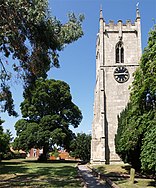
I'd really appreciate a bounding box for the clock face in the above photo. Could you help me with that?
[114,66,129,83]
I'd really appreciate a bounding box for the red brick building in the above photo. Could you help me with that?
[27,148,43,159]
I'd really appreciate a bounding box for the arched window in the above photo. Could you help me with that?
[115,42,124,63]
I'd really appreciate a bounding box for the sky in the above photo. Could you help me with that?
[1,0,156,138]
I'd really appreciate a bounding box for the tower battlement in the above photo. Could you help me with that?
[107,19,137,26]
[104,20,138,32]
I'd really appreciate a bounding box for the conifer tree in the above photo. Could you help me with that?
[115,26,156,175]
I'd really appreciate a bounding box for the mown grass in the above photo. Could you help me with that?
[0,159,82,188]
[117,178,155,188]
[92,164,156,188]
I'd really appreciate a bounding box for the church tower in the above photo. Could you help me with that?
[91,6,142,164]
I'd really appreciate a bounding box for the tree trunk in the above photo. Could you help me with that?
[38,145,49,162]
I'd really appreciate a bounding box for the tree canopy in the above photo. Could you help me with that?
[70,133,91,162]
[0,0,84,115]
[115,26,156,175]
[0,119,12,160]
[13,79,83,160]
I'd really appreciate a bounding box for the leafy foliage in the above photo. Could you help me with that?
[0,0,84,115]
[115,25,156,174]
[70,133,91,162]
[141,123,156,174]
[0,119,12,160]
[0,84,17,116]
[13,79,82,160]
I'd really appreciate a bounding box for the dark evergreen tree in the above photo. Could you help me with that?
[0,119,12,160]
[70,133,91,162]
[13,79,82,161]
[115,25,156,175]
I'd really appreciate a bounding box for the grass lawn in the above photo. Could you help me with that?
[117,178,156,188]
[92,164,156,188]
[0,159,83,188]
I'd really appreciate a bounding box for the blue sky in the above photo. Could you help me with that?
[1,0,156,137]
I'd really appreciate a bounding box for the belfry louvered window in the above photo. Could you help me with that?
[116,42,124,63]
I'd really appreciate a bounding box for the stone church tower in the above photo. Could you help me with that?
[91,7,142,164]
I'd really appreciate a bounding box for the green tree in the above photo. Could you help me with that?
[141,123,156,175]
[0,0,84,115]
[70,133,91,162]
[0,119,12,160]
[115,26,156,174]
[13,79,82,161]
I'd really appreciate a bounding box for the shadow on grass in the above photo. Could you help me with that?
[96,165,130,182]
[121,164,131,173]
[148,181,156,187]
[0,159,81,188]
[0,161,28,174]
[0,173,80,188]
[96,166,106,174]
[22,158,80,163]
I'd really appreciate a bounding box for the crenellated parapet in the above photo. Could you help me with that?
[97,5,141,39]
[104,19,139,34]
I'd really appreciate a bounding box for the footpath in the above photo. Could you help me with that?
[78,165,110,188]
